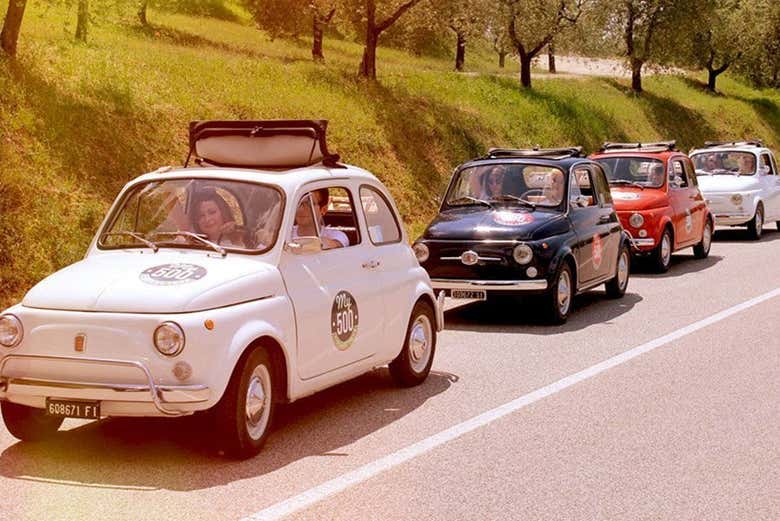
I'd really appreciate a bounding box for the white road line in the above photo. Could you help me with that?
[243,287,780,521]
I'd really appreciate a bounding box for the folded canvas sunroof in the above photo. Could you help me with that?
[188,120,341,169]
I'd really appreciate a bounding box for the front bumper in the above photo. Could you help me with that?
[0,354,210,417]
[432,278,548,292]
[712,213,752,226]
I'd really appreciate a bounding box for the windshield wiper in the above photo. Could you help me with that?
[449,196,493,208]
[150,231,226,257]
[609,179,644,189]
[101,231,159,252]
[492,194,537,209]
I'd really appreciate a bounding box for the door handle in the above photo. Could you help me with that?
[598,215,611,224]
[362,259,381,269]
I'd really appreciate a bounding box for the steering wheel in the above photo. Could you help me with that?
[519,189,544,199]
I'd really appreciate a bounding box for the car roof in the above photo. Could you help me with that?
[127,163,381,192]
[591,150,683,161]
[458,156,591,171]
[689,145,771,155]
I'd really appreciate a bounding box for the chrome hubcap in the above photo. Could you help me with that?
[756,209,763,234]
[557,270,571,315]
[661,234,671,265]
[617,251,629,289]
[245,365,271,440]
[703,223,712,251]
[409,315,432,373]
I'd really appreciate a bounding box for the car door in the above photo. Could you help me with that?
[279,184,386,380]
[682,157,708,241]
[667,158,696,247]
[590,163,622,279]
[760,153,780,221]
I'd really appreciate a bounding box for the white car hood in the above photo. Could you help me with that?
[22,251,284,313]
[697,175,761,194]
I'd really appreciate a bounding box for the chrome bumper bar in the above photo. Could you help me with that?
[435,291,445,332]
[0,354,209,417]
[432,278,548,291]
[630,238,655,248]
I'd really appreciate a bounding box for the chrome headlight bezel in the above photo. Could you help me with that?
[629,213,644,228]
[412,242,430,263]
[730,193,743,205]
[153,322,186,357]
[513,244,534,265]
[0,314,23,348]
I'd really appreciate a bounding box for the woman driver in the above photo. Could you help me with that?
[190,188,246,247]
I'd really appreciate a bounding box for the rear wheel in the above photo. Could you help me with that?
[213,348,276,459]
[693,219,713,259]
[605,244,630,298]
[389,301,436,387]
[546,262,574,324]
[1,401,63,441]
[652,228,673,273]
[747,204,764,240]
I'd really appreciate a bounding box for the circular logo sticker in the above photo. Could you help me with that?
[493,211,534,226]
[592,234,603,269]
[611,191,640,201]
[140,263,207,286]
[331,291,359,350]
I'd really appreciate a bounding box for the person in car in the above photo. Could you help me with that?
[190,188,246,247]
[735,153,756,175]
[481,165,507,199]
[647,163,665,186]
[540,170,566,205]
[292,189,349,249]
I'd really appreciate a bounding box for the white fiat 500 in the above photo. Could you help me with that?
[690,141,780,239]
[0,120,443,458]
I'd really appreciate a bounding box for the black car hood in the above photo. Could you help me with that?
[423,207,569,241]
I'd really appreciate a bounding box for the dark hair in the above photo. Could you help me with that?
[482,165,506,194]
[189,188,234,234]
[313,188,330,209]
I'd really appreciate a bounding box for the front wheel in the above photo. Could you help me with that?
[213,348,276,459]
[1,401,63,441]
[652,228,673,273]
[545,262,574,324]
[747,204,764,240]
[693,219,713,259]
[389,301,436,387]
[605,245,630,298]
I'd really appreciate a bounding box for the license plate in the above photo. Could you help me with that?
[45,398,100,419]
[450,289,487,300]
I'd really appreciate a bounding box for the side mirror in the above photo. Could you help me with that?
[285,236,322,255]
[570,195,589,208]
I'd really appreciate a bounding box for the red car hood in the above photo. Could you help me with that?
[610,188,668,211]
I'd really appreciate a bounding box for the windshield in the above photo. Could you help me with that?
[596,157,665,188]
[691,151,756,176]
[445,164,567,208]
[99,179,283,253]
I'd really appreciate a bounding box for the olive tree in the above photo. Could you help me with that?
[1,0,28,56]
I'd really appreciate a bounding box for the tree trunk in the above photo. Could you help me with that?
[498,51,506,68]
[359,30,378,80]
[312,18,325,61]
[138,0,148,27]
[1,0,28,56]
[707,68,719,92]
[455,32,465,71]
[630,59,643,93]
[520,54,532,88]
[548,42,556,73]
[75,0,89,43]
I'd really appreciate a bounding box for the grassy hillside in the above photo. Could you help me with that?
[1,2,779,308]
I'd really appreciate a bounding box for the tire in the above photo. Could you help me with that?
[693,218,713,259]
[747,204,764,240]
[652,228,673,273]
[389,301,436,387]
[545,262,574,324]
[605,244,630,298]
[1,401,63,442]
[213,348,276,459]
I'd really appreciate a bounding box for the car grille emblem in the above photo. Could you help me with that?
[74,334,86,352]
[461,250,479,266]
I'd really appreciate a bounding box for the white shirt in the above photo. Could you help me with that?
[292,225,349,248]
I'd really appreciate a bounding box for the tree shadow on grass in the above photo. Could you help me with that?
[733,95,780,145]
[0,369,457,491]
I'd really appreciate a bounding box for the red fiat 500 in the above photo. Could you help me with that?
[591,142,713,272]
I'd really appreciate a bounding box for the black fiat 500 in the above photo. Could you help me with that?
[413,148,632,323]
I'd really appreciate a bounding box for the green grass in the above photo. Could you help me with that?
[1,1,779,308]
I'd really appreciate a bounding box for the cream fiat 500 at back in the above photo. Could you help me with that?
[0,120,443,458]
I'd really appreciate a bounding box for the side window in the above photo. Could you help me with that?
[292,187,359,249]
[670,160,688,188]
[591,164,613,205]
[760,154,776,175]
[359,186,402,245]
[682,158,698,187]
[572,167,598,207]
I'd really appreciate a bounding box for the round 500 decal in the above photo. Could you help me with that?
[331,291,359,350]
[140,263,207,285]
[493,211,534,226]
[592,234,604,269]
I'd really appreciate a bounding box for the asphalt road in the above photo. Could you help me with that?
[1,226,779,521]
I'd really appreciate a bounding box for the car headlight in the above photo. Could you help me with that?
[412,242,429,263]
[730,194,743,205]
[513,244,533,265]
[629,213,644,228]
[0,314,23,348]
[154,322,185,356]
